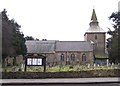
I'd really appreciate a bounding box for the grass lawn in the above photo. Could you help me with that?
[3,64,119,72]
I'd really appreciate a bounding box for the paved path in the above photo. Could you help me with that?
[1,83,120,86]
[1,77,120,84]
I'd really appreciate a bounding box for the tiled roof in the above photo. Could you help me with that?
[26,41,93,53]
[26,40,57,53]
[55,41,93,52]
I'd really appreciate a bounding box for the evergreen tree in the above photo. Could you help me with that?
[25,36,40,41]
[2,9,27,64]
[25,36,34,40]
[107,11,120,63]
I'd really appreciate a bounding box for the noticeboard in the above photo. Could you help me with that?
[27,58,43,66]
[24,54,46,72]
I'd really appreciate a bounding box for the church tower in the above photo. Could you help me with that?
[84,9,106,56]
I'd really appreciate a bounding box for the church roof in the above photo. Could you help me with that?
[56,41,93,52]
[26,41,93,53]
[85,9,105,33]
[26,40,57,53]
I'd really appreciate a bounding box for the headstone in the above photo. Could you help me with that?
[21,63,24,71]
[109,63,111,66]
[87,64,90,68]
[112,63,114,66]
[97,64,100,67]
[107,59,109,66]
[94,64,96,67]
[16,55,23,65]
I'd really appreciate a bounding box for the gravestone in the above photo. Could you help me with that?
[87,64,90,68]
[106,59,109,67]
[112,63,114,66]
[21,63,25,71]
[94,64,96,67]
[97,64,100,67]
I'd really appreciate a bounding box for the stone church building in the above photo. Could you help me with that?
[26,9,107,66]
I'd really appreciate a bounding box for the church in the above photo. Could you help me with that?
[25,9,107,66]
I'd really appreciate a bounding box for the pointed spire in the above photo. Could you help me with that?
[91,9,97,22]
[90,9,98,26]
[86,9,105,33]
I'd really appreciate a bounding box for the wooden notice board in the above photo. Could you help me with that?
[24,54,46,72]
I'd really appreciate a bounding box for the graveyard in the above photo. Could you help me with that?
[2,64,120,79]
[2,54,120,78]
[2,63,120,72]
[2,54,119,72]
[2,55,120,78]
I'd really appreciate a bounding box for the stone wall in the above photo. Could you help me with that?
[45,53,57,66]
[55,51,94,65]
[84,33,105,54]
[40,51,94,66]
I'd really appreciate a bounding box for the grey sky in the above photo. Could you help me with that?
[0,0,119,41]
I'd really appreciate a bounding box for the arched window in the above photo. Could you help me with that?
[82,53,86,61]
[71,53,75,61]
[61,53,64,61]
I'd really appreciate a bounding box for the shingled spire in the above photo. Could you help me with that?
[90,9,98,26]
[85,9,105,33]
[91,9,98,22]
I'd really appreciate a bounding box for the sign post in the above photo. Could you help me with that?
[24,54,46,72]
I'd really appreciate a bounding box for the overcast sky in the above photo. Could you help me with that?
[0,0,119,41]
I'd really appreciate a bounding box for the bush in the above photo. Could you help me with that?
[2,69,120,79]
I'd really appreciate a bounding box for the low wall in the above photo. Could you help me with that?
[2,69,120,79]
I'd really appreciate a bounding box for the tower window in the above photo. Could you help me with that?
[60,53,64,61]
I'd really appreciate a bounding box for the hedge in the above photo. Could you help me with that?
[2,69,120,79]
